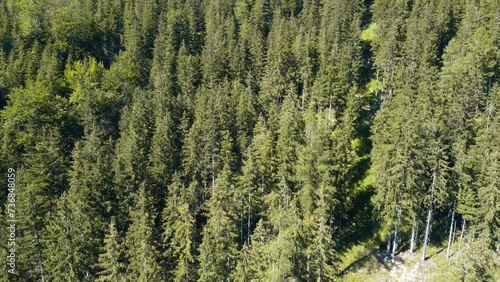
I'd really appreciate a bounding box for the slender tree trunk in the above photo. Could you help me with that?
[247,189,251,245]
[391,226,398,262]
[422,172,436,261]
[387,234,392,256]
[446,205,455,259]
[392,205,402,262]
[458,219,466,252]
[452,216,457,247]
[240,205,244,246]
[328,93,332,128]
[422,206,432,261]
[211,153,215,188]
[391,188,404,261]
[410,202,420,254]
[410,222,417,254]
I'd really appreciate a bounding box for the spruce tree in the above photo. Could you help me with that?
[232,219,272,281]
[124,182,161,281]
[258,93,304,280]
[43,194,81,281]
[14,129,68,281]
[198,165,239,281]
[96,217,125,282]
[112,88,153,227]
[307,184,338,281]
[43,128,114,280]
[235,115,277,246]
[163,173,197,282]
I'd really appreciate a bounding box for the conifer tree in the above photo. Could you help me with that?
[112,88,153,227]
[146,13,181,199]
[198,165,239,281]
[163,173,197,282]
[258,93,304,280]
[14,129,68,281]
[0,0,10,52]
[455,85,499,279]
[176,42,202,117]
[313,0,362,115]
[307,184,338,281]
[148,110,177,200]
[236,115,276,245]
[96,217,125,282]
[149,10,177,114]
[201,0,238,83]
[234,0,267,88]
[371,87,424,259]
[296,107,324,223]
[43,128,114,280]
[232,219,271,281]
[95,0,124,64]
[36,44,63,93]
[124,182,161,281]
[3,46,27,90]
[370,0,409,94]
[233,81,257,154]
[182,83,235,206]
[43,194,81,281]
[259,14,298,110]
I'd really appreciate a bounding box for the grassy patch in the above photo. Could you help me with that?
[361,23,377,43]
[337,241,496,281]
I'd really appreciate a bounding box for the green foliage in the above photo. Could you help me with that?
[1,81,70,166]
[96,218,125,282]
[163,173,197,282]
[198,165,238,281]
[14,130,68,280]
[0,0,497,280]
[124,182,161,281]
[112,88,153,225]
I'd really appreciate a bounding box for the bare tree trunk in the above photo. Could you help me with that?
[458,219,466,252]
[410,222,418,253]
[247,189,251,245]
[240,194,245,246]
[211,153,215,188]
[422,206,432,261]
[422,172,436,261]
[410,224,416,254]
[410,202,420,253]
[392,206,402,262]
[452,216,457,247]
[446,205,455,259]
[328,92,332,128]
[387,234,392,256]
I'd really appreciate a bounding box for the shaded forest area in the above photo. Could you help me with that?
[0,0,498,281]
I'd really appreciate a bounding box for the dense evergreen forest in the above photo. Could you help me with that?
[0,0,498,281]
